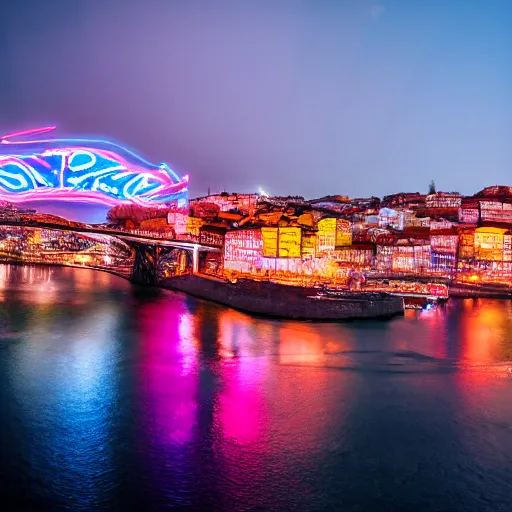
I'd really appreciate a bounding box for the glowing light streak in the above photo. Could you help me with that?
[122,174,155,198]
[29,156,52,170]
[0,126,57,142]
[2,127,179,177]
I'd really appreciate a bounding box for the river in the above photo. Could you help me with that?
[0,264,511,511]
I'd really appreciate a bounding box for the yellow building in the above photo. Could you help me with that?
[186,216,205,237]
[316,218,336,253]
[301,233,316,258]
[261,227,278,257]
[474,227,507,261]
[336,219,352,247]
[29,229,42,245]
[278,227,301,258]
[261,227,302,258]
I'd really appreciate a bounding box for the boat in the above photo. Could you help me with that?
[161,274,404,321]
[404,300,437,311]
[404,303,423,310]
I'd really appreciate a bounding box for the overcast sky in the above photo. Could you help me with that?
[1,0,511,199]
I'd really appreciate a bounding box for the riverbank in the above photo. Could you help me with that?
[0,259,405,321]
[0,259,404,321]
[2,258,510,321]
[449,282,512,299]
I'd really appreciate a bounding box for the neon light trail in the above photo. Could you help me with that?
[0,127,188,208]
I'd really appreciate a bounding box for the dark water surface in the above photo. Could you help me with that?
[0,265,511,511]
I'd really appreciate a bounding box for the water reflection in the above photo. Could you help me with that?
[1,276,126,509]
[459,299,512,364]
[216,310,271,447]
[0,264,130,307]
[137,297,200,448]
[135,295,200,508]
[0,265,511,511]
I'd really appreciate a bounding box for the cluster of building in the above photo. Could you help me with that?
[1,185,511,293]
[173,186,512,288]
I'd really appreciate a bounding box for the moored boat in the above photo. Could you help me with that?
[162,274,404,321]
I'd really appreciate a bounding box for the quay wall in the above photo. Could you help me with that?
[449,283,512,299]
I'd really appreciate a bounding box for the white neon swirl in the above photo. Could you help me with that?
[0,169,29,190]
[0,160,39,189]
[91,167,126,191]
[0,132,188,205]
[20,159,52,187]
[122,174,155,198]
[111,170,138,181]
[131,175,156,196]
[41,149,72,158]
[67,167,119,186]
[1,129,186,188]
[68,150,97,172]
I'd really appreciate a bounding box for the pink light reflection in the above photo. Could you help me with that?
[137,299,199,446]
[216,309,269,446]
[178,313,198,376]
[389,306,449,359]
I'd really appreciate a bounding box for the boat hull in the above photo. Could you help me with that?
[162,275,404,321]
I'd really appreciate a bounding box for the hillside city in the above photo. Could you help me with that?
[0,183,511,299]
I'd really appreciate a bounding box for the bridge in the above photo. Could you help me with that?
[0,219,221,285]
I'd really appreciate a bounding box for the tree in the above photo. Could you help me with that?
[428,180,436,195]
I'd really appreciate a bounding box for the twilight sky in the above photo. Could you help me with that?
[1,0,511,200]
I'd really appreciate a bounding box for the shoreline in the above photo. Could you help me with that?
[0,259,404,321]
[0,260,510,321]
[448,282,512,299]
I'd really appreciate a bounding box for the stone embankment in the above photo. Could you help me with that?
[449,282,512,299]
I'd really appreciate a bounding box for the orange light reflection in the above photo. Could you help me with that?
[460,300,512,365]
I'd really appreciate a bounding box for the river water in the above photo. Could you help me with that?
[0,264,511,512]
